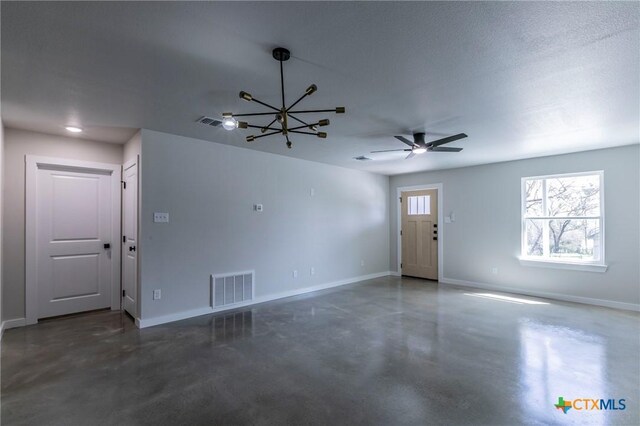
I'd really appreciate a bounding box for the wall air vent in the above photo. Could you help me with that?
[354,156,372,161]
[197,116,222,127]
[211,271,254,308]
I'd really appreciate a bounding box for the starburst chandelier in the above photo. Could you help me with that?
[222,47,345,149]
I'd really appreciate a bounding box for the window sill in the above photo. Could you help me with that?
[519,258,608,273]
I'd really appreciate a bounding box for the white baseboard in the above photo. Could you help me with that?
[137,271,393,328]
[1,318,27,339]
[440,277,640,312]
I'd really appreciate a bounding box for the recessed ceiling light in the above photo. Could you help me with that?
[65,126,83,133]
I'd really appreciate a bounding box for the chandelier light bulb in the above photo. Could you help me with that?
[222,116,238,130]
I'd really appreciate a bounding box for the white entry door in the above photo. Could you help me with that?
[401,189,438,280]
[122,160,138,317]
[34,163,116,319]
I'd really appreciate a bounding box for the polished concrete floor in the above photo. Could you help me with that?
[2,276,639,425]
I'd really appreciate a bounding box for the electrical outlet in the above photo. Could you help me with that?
[153,289,162,300]
[360,260,365,267]
[310,267,315,276]
[292,270,298,278]
[254,204,263,212]
[491,267,498,275]
[153,212,169,223]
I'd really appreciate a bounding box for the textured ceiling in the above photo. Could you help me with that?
[2,1,638,175]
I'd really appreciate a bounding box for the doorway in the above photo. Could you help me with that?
[400,187,440,280]
[25,156,121,324]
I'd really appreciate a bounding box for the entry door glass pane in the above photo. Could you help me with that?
[408,195,431,215]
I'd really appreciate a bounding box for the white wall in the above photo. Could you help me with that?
[389,145,640,309]
[1,128,123,321]
[124,130,141,163]
[138,130,390,321]
[0,122,4,331]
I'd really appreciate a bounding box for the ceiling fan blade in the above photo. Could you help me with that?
[429,133,468,147]
[371,148,412,153]
[429,147,463,152]
[405,151,416,159]
[394,136,416,147]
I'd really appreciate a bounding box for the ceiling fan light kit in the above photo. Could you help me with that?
[221,47,345,149]
[371,132,468,160]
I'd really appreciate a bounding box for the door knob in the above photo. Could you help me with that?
[129,246,136,252]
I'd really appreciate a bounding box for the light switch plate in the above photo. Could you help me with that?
[154,212,169,223]
[153,289,162,300]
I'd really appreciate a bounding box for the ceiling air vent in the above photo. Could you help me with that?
[354,156,372,161]
[197,116,222,127]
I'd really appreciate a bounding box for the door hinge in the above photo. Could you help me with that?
[399,197,402,202]
[122,289,125,297]
[123,235,126,243]
[401,263,403,268]
[400,230,402,236]
[122,181,126,189]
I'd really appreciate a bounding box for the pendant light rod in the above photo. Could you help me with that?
[280,60,286,110]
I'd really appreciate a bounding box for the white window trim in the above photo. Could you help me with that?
[520,170,607,272]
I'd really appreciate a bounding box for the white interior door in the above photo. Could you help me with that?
[36,166,114,318]
[122,160,138,317]
[401,189,438,280]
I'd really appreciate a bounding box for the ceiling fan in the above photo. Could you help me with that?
[371,132,468,159]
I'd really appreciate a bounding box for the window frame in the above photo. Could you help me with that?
[519,170,607,272]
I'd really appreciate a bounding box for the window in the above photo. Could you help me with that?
[407,195,430,215]
[521,171,604,268]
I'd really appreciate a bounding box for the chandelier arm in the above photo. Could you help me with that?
[244,124,281,132]
[289,130,318,136]
[288,109,340,114]
[249,98,281,112]
[288,122,320,132]
[228,112,277,117]
[263,118,278,130]
[252,130,283,140]
[287,114,313,128]
[286,92,310,112]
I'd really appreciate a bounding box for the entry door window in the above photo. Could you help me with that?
[408,195,431,215]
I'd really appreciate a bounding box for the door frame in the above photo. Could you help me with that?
[396,183,444,282]
[25,155,122,325]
